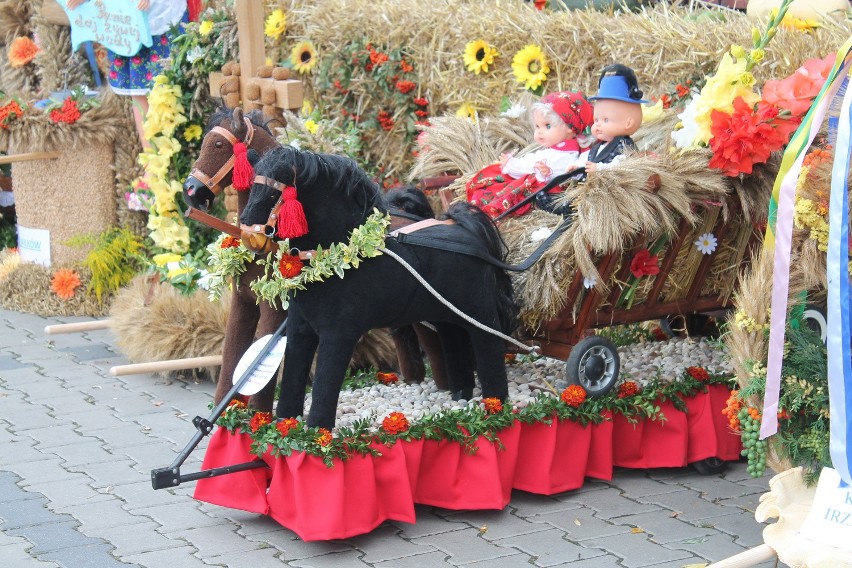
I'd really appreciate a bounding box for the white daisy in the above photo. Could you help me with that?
[501,102,527,119]
[583,276,597,289]
[530,227,553,242]
[694,232,718,255]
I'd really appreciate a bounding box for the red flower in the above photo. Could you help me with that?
[226,398,246,410]
[762,53,834,117]
[368,49,388,67]
[113,58,124,68]
[617,381,640,398]
[413,97,429,107]
[483,397,503,414]
[276,417,299,437]
[382,412,410,434]
[221,235,241,249]
[629,248,659,278]
[650,327,668,341]
[377,371,399,385]
[534,0,546,9]
[109,70,118,80]
[395,80,416,94]
[160,36,168,45]
[278,254,303,278]
[399,59,414,73]
[150,54,159,63]
[560,385,587,407]
[686,366,710,382]
[377,111,394,131]
[414,109,429,118]
[315,428,333,446]
[50,98,81,125]
[708,97,800,176]
[0,100,24,128]
[249,411,272,432]
[131,56,142,65]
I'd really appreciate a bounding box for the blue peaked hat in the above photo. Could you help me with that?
[589,75,649,104]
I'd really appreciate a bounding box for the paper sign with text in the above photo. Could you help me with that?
[232,335,287,396]
[799,467,852,552]
[17,225,51,266]
[62,0,151,57]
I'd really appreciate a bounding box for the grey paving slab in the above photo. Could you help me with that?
[665,531,751,563]
[121,545,213,568]
[612,509,717,544]
[465,552,538,567]
[204,546,285,568]
[557,486,664,520]
[0,542,62,567]
[94,520,184,557]
[347,524,435,563]
[580,531,693,568]
[58,344,119,361]
[276,536,356,562]
[389,506,470,539]
[373,550,450,568]
[444,508,551,540]
[411,527,518,565]
[0,356,33,370]
[608,469,689,498]
[547,556,624,568]
[290,549,369,568]
[52,498,147,532]
[27,477,114,508]
[528,507,633,541]
[634,488,741,522]
[705,510,771,548]
[136,500,223,533]
[493,527,608,566]
[508,491,584,519]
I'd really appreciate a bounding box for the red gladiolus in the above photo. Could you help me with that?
[762,53,835,117]
[382,412,410,434]
[560,385,587,407]
[629,248,660,278]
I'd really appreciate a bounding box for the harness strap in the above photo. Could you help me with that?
[188,117,256,194]
[389,218,455,236]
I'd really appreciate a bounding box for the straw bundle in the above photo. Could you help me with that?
[0,0,38,96]
[0,263,109,317]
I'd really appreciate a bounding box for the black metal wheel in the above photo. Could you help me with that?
[692,457,728,475]
[565,336,620,397]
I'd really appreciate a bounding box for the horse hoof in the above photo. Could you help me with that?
[451,389,473,401]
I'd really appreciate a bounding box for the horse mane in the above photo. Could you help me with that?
[384,185,435,219]
[204,106,273,140]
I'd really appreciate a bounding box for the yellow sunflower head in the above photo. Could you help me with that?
[463,40,498,74]
[455,102,477,121]
[290,41,317,74]
[511,44,550,92]
[265,9,287,39]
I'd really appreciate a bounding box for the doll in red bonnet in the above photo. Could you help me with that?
[466,91,593,218]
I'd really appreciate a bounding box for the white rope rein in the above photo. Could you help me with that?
[379,246,537,353]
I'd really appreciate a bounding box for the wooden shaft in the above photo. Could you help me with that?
[44,320,111,334]
[706,544,775,567]
[235,0,266,103]
[110,355,223,377]
[185,207,241,237]
[0,152,61,165]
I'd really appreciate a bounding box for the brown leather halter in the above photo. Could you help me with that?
[188,116,256,195]
[239,175,297,254]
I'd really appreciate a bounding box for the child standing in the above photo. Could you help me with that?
[466,91,593,218]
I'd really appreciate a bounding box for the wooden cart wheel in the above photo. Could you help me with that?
[565,336,620,397]
[692,457,729,475]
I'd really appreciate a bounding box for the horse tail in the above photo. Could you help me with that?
[443,202,518,333]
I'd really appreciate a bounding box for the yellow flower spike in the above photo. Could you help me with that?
[301,100,314,117]
[739,72,755,87]
[730,44,746,59]
[304,119,319,134]
[750,48,765,63]
[751,27,761,45]
[152,252,182,267]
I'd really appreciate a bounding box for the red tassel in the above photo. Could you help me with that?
[276,186,309,238]
[232,142,254,191]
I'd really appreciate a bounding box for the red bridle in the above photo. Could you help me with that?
[239,174,308,253]
[187,116,255,195]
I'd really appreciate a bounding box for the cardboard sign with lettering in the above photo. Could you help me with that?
[799,467,852,552]
[17,226,51,267]
[62,0,151,57]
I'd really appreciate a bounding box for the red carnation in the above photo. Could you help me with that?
[629,249,660,278]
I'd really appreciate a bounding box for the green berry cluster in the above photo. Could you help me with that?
[738,408,767,477]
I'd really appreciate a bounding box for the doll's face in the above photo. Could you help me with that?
[591,99,643,143]
[533,110,574,148]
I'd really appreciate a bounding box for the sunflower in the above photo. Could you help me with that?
[511,44,550,92]
[463,39,498,74]
[455,102,477,121]
[290,41,317,74]
[51,268,81,300]
[264,8,286,39]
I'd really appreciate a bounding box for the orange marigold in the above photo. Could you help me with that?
[560,385,587,407]
[617,381,640,399]
[686,366,710,382]
[278,254,303,278]
[221,236,241,249]
[249,411,273,432]
[377,371,399,385]
[8,36,39,68]
[276,417,299,437]
[315,427,333,446]
[382,412,410,434]
[50,268,81,300]
[226,398,247,410]
[483,397,503,414]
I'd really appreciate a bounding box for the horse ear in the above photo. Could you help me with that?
[231,107,244,131]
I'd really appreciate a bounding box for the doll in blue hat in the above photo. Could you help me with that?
[581,64,648,173]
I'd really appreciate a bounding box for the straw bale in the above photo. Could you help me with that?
[0,262,109,317]
[0,0,37,95]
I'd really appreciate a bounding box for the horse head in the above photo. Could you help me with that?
[239,146,384,254]
[182,106,278,211]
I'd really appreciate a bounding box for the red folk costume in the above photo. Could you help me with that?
[466,91,593,218]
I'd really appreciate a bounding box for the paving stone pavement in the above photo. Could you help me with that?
[0,308,787,568]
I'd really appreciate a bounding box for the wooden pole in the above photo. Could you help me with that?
[234,0,266,105]
[44,320,111,334]
[0,152,61,165]
[706,544,776,567]
[110,355,223,376]
[185,207,241,237]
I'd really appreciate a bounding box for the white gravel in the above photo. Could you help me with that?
[302,336,733,432]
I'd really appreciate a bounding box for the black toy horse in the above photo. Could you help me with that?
[240,146,517,429]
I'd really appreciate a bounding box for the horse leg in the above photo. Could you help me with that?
[413,323,449,390]
[468,331,509,401]
[306,333,360,429]
[276,309,318,420]
[214,286,261,406]
[434,323,475,400]
[247,305,287,413]
[390,325,425,384]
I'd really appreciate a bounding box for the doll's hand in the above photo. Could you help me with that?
[499,151,514,167]
[585,161,597,173]
[66,0,86,9]
[534,161,551,178]
[137,0,151,11]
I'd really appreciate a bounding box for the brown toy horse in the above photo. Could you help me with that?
[183,107,445,412]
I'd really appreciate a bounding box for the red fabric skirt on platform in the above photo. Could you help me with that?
[194,385,740,541]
